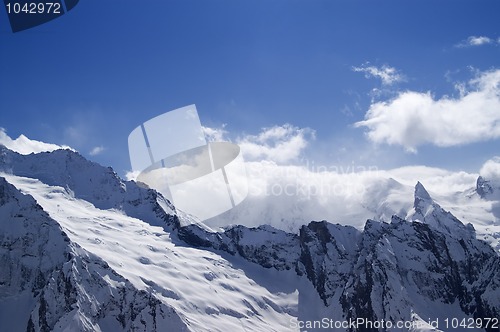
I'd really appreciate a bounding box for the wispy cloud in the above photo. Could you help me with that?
[455,35,496,48]
[354,69,500,152]
[202,125,228,142]
[352,63,405,86]
[89,145,105,156]
[236,124,315,163]
[0,128,73,155]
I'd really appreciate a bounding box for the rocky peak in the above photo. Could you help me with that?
[413,181,433,215]
[477,175,500,201]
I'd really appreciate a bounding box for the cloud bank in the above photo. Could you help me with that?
[122,123,497,233]
[0,128,73,155]
[354,69,500,152]
[207,156,489,232]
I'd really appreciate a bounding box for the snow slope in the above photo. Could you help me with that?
[0,176,187,332]
[3,174,306,332]
[1,145,500,331]
[2,145,499,252]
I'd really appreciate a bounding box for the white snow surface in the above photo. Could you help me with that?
[1,144,499,252]
[3,174,318,332]
[0,128,73,155]
[1,144,499,331]
[207,162,500,252]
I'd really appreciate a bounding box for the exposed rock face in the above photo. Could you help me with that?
[178,223,300,270]
[179,183,500,331]
[0,177,186,332]
[477,175,500,201]
[1,146,500,331]
[296,221,360,306]
[339,216,499,331]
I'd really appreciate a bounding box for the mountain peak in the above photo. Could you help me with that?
[407,180,474,239]
[413,181,433,215]
[1,144,500,330]
[414,181,432,201]
[476,175,500,200]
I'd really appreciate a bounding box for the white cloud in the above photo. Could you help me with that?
[89,145,105,156]
[467,36,493,46]
[124,124,315,183]
[353,63,405,86]
[125,170,141,181]
[0,128,73,155]
[121,120,497,233]
[387,165,478,194]
[480,157,500,181]
[207,157,486,232]
[354,69,500,152]
[202,125,228,142]
[236,124,315,163]
[456,36,494,47]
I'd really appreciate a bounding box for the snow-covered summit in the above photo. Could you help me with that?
[477,175,500,200]
[0,128,73,155]
[0,145,180,230]
[408,181,474,238]
[414,180,432,202]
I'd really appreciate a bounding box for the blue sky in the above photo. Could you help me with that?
[1,0,499,177]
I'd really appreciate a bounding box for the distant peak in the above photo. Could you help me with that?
[476,176,494,198]
[415,181,432,201]
[413,181,433,215]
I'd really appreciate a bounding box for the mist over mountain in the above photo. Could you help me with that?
[1,139,500,331]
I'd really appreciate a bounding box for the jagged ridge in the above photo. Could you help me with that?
[0,177,187,331]
[1,145,500,331]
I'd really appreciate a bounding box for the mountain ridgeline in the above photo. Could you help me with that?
[0,146,499,331]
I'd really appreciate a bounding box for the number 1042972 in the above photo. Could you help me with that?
[5,2,62,14]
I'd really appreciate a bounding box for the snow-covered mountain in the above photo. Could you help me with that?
[205,162,500,244]
[205,162,500,254]
[1,145,500,331]
[477,175,500,201]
